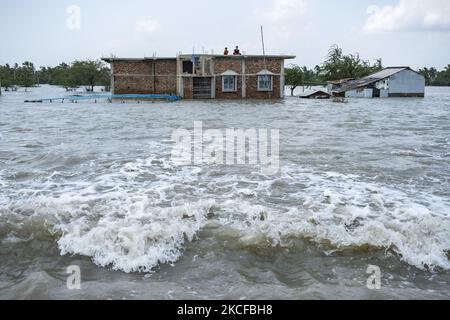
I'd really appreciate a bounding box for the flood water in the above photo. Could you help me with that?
[0,85,449,300]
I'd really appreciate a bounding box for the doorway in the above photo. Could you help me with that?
[193,77,212,99]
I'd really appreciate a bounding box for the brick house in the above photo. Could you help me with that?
[102,54,295,99]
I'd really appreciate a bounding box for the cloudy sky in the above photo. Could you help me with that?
[1,0,450,69]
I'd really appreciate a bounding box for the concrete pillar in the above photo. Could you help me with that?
[280,60,285,98]
[211,76,216,99]
[242,58,246,98]
[110,63,115,95]
[176,56,182,97]
[179,77,184,98]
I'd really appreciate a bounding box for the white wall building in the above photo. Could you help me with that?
[329,67,425,98]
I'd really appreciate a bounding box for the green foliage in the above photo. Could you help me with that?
[1,48,449,94]
[285,65,319,96]
[418,67,438,86]
[0,64,14,88]
[16,61,36,91]
[0,60,110,92]
[418,66,450,86]
[317,45,383,81]
[71,60,110,91]
[433,65,450,86]
[0,62,36,91]
[52,63,78,90]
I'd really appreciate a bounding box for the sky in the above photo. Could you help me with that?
[1,0,450,70]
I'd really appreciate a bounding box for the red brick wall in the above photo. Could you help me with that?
[154,60,177,95]
[212,57,282,99]
[215,76,243,99]
[111,57,284,99]
[114,61,153,75]
[246,75,281,99]
[183,77,193,99]
[113,60,177,95]
[214,58,242,74]
[114,75,154,94]
[213,58,243,99]
[245,58,282,74]
[245,58,281,99]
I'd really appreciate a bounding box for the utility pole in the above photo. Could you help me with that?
[260,26,271,98]
[261,26,266,58]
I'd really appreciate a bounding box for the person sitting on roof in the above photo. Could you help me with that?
[233,46,241,55]
[224,47,229,56]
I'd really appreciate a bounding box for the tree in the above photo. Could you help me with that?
[285,65,320,96]
[52,63,78,91]
[434,65,450,86]
[318,45,383,81]
[71,60,110,92]
[418,67,438,86]
[285,65,304,96]
[17,61,36,91]
[0,64,16,90]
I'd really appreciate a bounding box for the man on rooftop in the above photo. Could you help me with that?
[233,46,241,55]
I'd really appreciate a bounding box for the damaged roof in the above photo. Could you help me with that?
[333,67,414,93]
[299,90,331,99]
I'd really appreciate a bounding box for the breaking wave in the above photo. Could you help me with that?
[1,157,449,273]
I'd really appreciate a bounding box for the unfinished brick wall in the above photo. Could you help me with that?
[214,58,242,74]
[245,58,281,99]
[114,75,154,94]
[109,56,286,99]
[154,60,177,95]
[214,58,243,99]
[182,77,193,99]
[215,76,243,99]
[245,58,282,74]
[113,60,177,95]
[246,75,281,99]
[114,61,152,74]
[211,57,283,99]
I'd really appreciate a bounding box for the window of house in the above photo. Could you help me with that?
[222,75,236,92]
[258,75,273,91]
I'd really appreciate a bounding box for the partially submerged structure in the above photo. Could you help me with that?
[328,67,425,98]
[102,54,295,100]
[299,90,331,99]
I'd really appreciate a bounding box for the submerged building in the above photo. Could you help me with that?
[102,54,295,100]
[328,67,425,98]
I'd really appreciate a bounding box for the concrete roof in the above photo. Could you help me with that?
[102,57,176,62]
[209,54,296,59]
[257,69,275,75]
[221,70,239,76]
[103,54,296,63]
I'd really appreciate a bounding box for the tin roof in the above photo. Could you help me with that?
[362,67,409,81]
[299,90,331,98]
[334,67,414,93]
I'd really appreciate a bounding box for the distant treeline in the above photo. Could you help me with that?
[417,67,450,86]
[0,60,110,92]
[285,45,450,96]
[2,47,449,95]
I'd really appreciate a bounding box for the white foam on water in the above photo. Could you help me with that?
[1,155,449,273]
[215,165,450,271]
[34,158,214,273]
[57,199,214,273]
[0,171,8,207]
